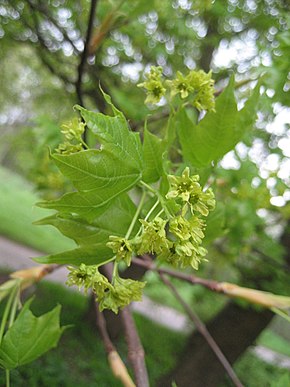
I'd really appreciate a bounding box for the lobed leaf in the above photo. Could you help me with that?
[39,102,143,222]
[36,194,138,246]
[142,128,166,183]
[0,299,65,370]
[177,77,260,167]
[34,244,113,265]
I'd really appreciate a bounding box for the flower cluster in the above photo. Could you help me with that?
[166,167,215,216]
[56,118,86,155]
[68,169,215,313]
[106,168,215,271]
[137,66,166,104]
[67,264,145,314]
[138,67,215,112]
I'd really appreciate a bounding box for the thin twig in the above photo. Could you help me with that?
[95,305,136,387]
[120,307,149,387]
[76,0,98,107]
[132,256,221,292]
[27,0,81,54]
[159,273,244,387]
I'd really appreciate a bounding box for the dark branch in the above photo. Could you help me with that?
[76,0,99,107]
[22,3,73,85]
[159,273,244,387]
[27,0,81,54]
[132,256,221,293]
[95,303,116,354]
[120,307,149,387]
[95,304,135,387]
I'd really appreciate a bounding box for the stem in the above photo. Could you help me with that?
[159,273,244,387]
[96,255,117,269]
[144,199,160,222]
[120,307,149,387]
[8,287,20,328]
[6,369,10,387]
[80,137,89,149]
[112,259,118,281]
[139,180,156,194]
[0,285,18,346]
[125,191,146,239]
[140,180,172,219]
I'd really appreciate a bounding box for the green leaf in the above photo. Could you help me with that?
[76,106,143,172]
[142,129,166,183]
[234,81,261,139]
[204,203,226,245]
[39,104,143,221]
[271,374,290,387]
[177,77,260,167]
[34,244,113,265]
[0,280,19,303]
[35,194,139,265]
[36,194,138,246]
[178,76,238,167]
[0,299,65,370]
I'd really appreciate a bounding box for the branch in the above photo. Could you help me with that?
[22,4,73,85]
[95,305,135,387]
[132,257,220,292]
[132,257,290,309]
[120,307,149,387]
[159,273,244,387]
[76,0,99,107]
[27,0,81,54]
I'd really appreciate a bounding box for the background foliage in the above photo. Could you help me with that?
[0,0,290,386]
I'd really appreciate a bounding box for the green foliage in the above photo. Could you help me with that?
[0,299,65,370]
[142,128,166,183]
[177,77,260,167]
[38,104,143,221]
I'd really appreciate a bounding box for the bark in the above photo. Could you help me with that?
[158,302,273,387]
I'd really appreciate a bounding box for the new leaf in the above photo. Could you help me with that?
[178,76,260,167]
[142,128,166,183]
[39,103,143,221]
[0,299,65,370]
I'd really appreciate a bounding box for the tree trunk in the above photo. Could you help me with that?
[158,302,273,387]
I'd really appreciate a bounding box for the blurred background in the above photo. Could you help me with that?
[0,0,290,386]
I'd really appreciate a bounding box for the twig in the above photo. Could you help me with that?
[132,256,221,292]
[120,307,149,387]
[95,305,136,387]
[27,0,81,54]
[159,273,244,387]
[76,0,99,107]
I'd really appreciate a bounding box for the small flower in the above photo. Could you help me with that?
[189,187,216,217]
[137,217,169,255]
[163,241,208,270]
[138,66,166,104]
[107,236,133,266]
[99,275,146,314]
[166,168,215,216]
[166,71,194,99]
[55,118,86,155]
[55,142,83,155]
[166,167,200,203]
[61,118,85,141]
[188,70,215,112]
[169,216,193,240]
[66,264,109,294]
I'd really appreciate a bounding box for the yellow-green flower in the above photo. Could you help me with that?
[107,236,133,266]
[138,66,166,104]
[137,217,169,255]
[166,71,194,99]
[166,167,215,216]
